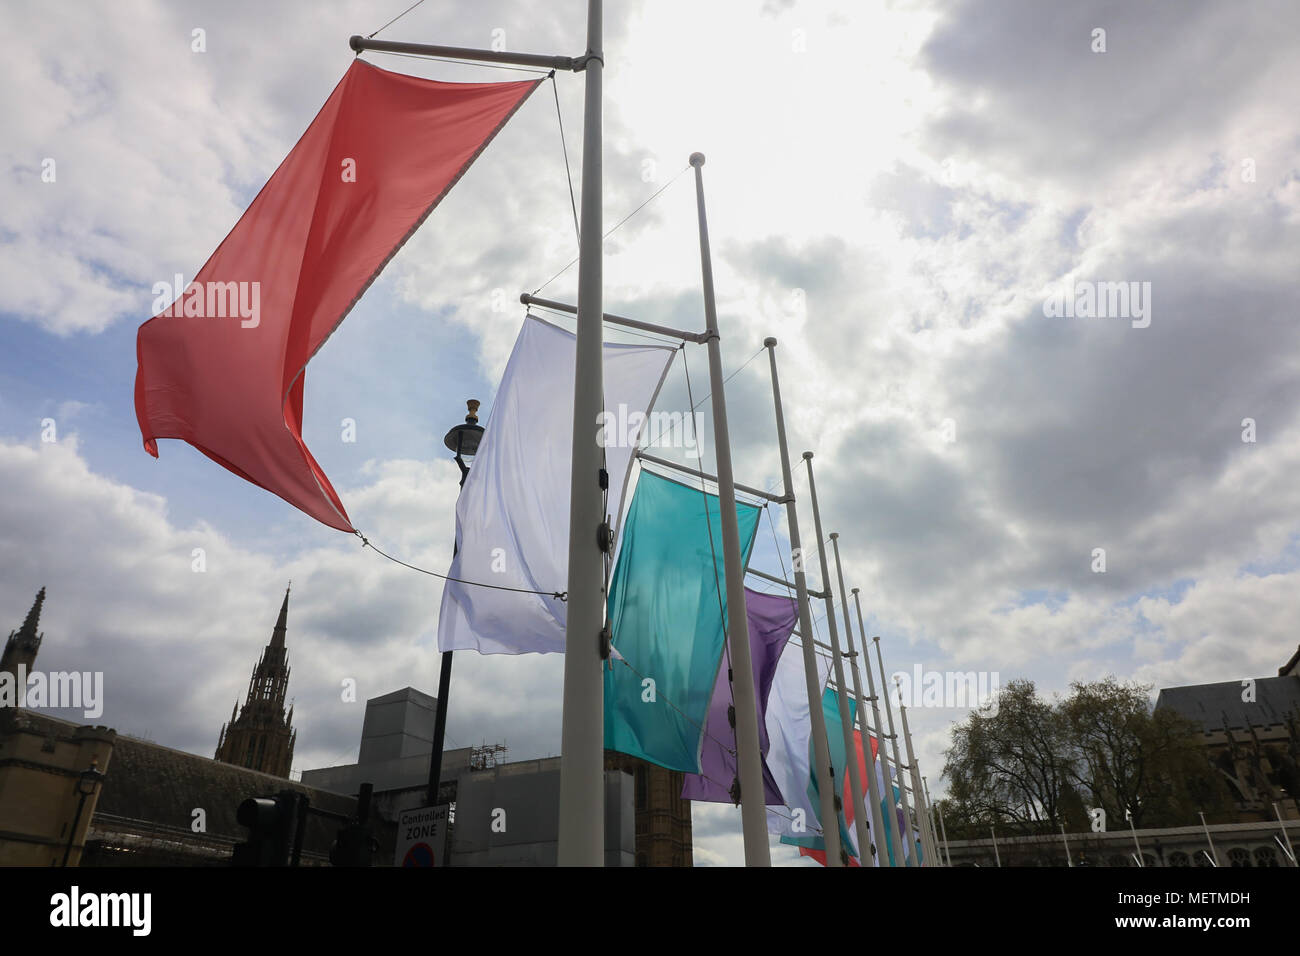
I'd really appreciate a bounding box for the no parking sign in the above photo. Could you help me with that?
[396,805,449,867]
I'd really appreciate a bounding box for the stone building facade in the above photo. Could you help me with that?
[1155,646,1300,824]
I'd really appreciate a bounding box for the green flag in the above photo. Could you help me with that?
[603,471,761,771]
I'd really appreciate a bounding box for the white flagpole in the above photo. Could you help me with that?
[936,792,953,866]
[874,636,919,867]
[688,155,769,866]
[1198,810,1219,867]
[802,455,873,864]
[923,775,944,867]
[557,0,606,866]
[763,340,842,866]
[1126,807,1144,865]
[1061,823,1073,866]
[852,589,901,866]
[829,534,887,865]
[1274,803,1298,866]
[898,696,932,866]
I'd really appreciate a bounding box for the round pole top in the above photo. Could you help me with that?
[851,586,859,594]
[689,152,706,168]
[830,532,839,540]
[764,336,777,348]
[802,451,813,460]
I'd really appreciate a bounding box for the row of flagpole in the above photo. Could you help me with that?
[349,0,943,865]
[637,333,943,866]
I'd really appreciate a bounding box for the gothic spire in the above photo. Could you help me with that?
[15,586,45,643]
[270,583,290,649]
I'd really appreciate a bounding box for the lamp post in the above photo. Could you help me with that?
[427,400,485,809]
[63,759,104,866]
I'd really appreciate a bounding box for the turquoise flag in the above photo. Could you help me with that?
[603,470,761,772]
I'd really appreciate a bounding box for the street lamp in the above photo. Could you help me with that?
[443,399,484,489]
[63,758,105,866]
[427,400,485,809]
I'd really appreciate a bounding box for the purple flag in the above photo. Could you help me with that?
[681,587,798,804]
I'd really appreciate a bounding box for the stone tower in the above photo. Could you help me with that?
[1,587,45,682]
[215,586,297,777]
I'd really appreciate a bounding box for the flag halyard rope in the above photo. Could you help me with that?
[355,530,567,601]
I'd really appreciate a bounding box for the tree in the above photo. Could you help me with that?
[1061,677,1231,827]
[942,677,1232,837]
[943,679,1083,834]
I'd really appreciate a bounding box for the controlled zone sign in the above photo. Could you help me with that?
[396,804,450,867]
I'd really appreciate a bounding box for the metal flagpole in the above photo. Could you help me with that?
[923,775,944,867]
[1198,810,1219,867]
[918,774,939,869]
[557,0,606,866]
[801,455,872,864]
[350,7,608,868]
[990,825,1002,867]
[763,339,842,866]
[874,636,918,867]
[936,794,953,866]
[852,589,900,866]
[1273,803,1297,866]
[1060,823,1073,866]
[898,698,933,866]
[829,534,886,865]
[1126,808,1144,866]
[688,154,769,866]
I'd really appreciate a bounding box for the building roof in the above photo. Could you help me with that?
[10,710,354,854]
[1155,676,1300,733]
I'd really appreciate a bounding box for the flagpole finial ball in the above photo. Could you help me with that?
[764,336,777,348]
[349,35,364,52]
[802,451,813,461]
[851,587,859,594]
[830,532,839,540]
[689,152,706,168]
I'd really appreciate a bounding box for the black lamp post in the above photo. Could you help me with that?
[426,400,484,808]
[63,758,105,866]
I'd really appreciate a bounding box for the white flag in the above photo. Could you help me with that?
[765,640,833,836]
[437,316,674,655]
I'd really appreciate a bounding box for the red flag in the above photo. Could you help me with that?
[134,60,540,530]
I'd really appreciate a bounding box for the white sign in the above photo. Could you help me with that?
[395,805,450,867]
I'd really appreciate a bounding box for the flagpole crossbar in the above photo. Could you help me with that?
[790,631,837,653]
[521,294,711,344]
[747,566,826,599]
[636,451,790,505]
[350,35,578,71]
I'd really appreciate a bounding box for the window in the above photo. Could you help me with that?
[1168,851,1190,867]
[1253,845,1279,867]
[1228,847,1252,867]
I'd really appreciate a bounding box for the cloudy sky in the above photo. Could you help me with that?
[2,0,1297,866]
